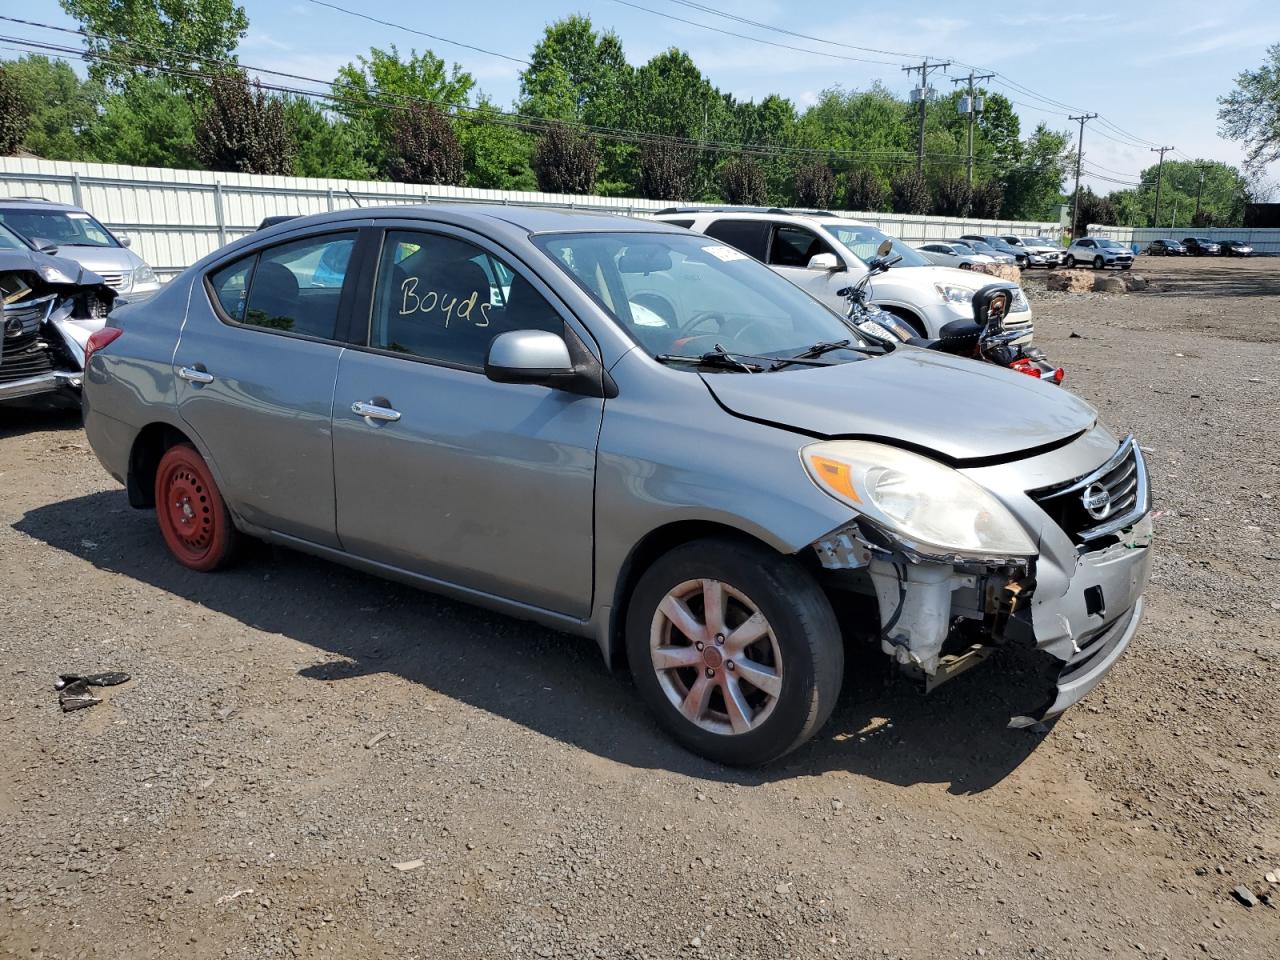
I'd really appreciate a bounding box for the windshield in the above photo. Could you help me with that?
[818,223,931,268]
[0,208,119,248]
[532,231,871,366]
[0,223,29,251]
[1097,239,1127,249]
[959,239,996,255]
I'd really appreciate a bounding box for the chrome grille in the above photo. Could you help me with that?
[1029,436,1150,545]
[97,272,126,289]
[1,294,57,383]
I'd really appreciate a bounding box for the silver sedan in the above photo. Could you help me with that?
[81,205,1153,765]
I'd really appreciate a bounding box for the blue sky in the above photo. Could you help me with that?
[21,0,1280,190]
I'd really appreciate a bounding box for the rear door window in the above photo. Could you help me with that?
[703,219,770,261]
[240,233,355,338]
[208,256,255,323]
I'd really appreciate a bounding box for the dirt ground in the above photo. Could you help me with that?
[2,255,1277,960]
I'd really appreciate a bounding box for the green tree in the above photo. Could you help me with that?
[970,178,1004,219]
[283,97,375,180]
[458,98,536,190]
[1073,187,1117,230]
[195,72,293,175]
[0,55,102,160]
[1001,123,1071,220]
[0,65,32,156]
[332,46,474,175]
[795,85,913,181]
[520,16,629,123]
[60,0,248,91]
[83,75,197,167]
[1218,43,1280,170]
[936,89,1021,172]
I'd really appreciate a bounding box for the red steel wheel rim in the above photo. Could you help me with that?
[158,455,217,564]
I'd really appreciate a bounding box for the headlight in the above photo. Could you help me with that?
[802,440,1037,559]
[39,264,75,284]
[132,263,158,285]
[935,283,974,304]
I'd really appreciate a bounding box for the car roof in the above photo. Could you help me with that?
[207,203,688,267]
[653,209,869,227]
[0,197,84,212]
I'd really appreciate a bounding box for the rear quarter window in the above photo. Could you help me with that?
[207,256,255,323]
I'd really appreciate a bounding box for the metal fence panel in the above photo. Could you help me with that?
[4,157,1073,279]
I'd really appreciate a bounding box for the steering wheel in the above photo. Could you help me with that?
[677,310,728,336]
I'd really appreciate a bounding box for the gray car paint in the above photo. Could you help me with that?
[82,203,1151,726]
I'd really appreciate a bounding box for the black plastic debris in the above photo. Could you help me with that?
[55,672,130,712]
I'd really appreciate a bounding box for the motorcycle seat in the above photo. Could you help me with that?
[910,319,983,355]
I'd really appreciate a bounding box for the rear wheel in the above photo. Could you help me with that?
[154,443,238,571]
[625,538,843,766]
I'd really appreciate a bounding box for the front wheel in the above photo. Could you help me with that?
[625,538,844,766]
[1093,256,1104,269]
[1065,254,1076,268]
[154,443,238,571]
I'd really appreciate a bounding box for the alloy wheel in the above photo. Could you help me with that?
[649,578,782,736]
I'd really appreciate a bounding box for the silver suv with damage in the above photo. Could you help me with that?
[82,206,1153,765]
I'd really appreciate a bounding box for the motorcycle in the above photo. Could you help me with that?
[840,240,1064,385]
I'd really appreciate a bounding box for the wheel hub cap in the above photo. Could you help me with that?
[649,578,783,736]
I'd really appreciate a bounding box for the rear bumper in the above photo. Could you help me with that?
[0,370,82,403]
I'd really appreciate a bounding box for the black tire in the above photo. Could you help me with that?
[1065,254,1076,268]
[1093,256,1104,269]
[625,537,844,766]
[1121,264,1132,270]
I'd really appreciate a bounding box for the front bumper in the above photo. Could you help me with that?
[812,429,1152,724]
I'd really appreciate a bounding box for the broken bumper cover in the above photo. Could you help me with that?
[1034,596,1143,722]
[0,369,83,402]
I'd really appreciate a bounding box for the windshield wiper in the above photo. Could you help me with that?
[655,344,765,373]
[770,338,888,370]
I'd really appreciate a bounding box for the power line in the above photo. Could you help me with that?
[303,1,530,66]
[1,28,998,168]
[603,0,902,65]
[617,0,1177,155]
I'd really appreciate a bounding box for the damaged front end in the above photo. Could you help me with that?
[1,264,116,406]
[808,432,1153,725]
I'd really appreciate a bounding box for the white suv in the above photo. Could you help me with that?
[653,209,1032,341]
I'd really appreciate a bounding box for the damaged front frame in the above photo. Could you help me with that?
[812,510,1152,722]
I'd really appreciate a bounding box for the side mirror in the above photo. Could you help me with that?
[31,237,59,255]
[876,239,894,258]
[806,252,841,271]
[118,235,133,248]
[484,329,574,386]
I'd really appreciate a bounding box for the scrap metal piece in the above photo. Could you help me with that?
[58,679,102,712]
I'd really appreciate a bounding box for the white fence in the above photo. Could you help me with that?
[0,158,1064,280]
[1087,223,1280,254]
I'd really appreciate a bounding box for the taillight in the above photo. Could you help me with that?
[84,327,123,367]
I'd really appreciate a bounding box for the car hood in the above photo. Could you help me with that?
[883,264,1000,291]
[53,246,140,275]
[0,249,108,287]
[700,348,1096,462]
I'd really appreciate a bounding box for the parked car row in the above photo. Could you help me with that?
[1148,237,1255,256]
[75,202,1154,765]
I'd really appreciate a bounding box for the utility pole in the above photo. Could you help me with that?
[1150,145,1175,228]
[951,70,995,185]
[1193,165,1206,224]
[903,58,951,172]
[1068,113,1098,237]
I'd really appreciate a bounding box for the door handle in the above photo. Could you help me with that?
[177,365,214,384]
[351,400,401,423]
